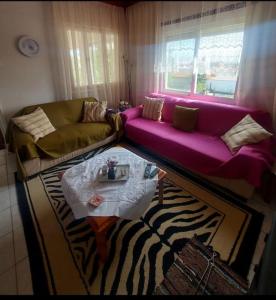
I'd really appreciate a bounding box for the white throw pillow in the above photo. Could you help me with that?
[142,97,164,121]
[221,114,273,153]
[12,107,56,142]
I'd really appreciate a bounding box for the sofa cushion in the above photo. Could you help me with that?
[161,97,179,123]
[36,122,112,159]
[150,93,273,136]
[173,105,199,132]
[18,97,98,128]
[12,107,56,142]
[82,100,107,123]
[125,118,232,171]
[221,114,273,153]
[142,97,164,121]
[175,100,262,136]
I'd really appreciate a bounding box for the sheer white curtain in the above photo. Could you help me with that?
[235,1,276,131]
[127,1,246,105]
[50,1,127,108]
[126,2,158,105]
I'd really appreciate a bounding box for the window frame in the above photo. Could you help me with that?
[162,25,244,103]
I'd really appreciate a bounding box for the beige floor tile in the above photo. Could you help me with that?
[247,264,256,286]
[0,187,10,213]
[261,215,273,235]
[0,166,8,187]
[252,239,266,266]
[0,232,15,274]
[7,153,17,175]
[0,267,17,295]
[7,173,15,185]
[250,230,266,267]
[16,258,33,295]
[247,200,268,213]
[258,230,266,245]
[0,208,12,238]
[9,184,17,207]
[249,193,276,212]
[11,204,23,230]
[252,250,263,267]
[13,226,28,263]
[7,172,17,207]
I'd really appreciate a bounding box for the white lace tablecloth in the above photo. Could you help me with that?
[61,147,158,220]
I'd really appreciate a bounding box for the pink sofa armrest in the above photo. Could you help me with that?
[121,105,143,125]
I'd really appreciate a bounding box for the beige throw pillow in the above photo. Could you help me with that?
[12,107,56,142]
[221,114,273,153]
[142,97,164,121]
[82,101,107,123]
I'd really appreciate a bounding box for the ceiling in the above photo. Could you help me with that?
[102,1,140,8]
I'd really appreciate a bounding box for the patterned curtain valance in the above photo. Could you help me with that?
[161,1,247,27]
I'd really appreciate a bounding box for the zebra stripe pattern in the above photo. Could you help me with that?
[38,145,224,294]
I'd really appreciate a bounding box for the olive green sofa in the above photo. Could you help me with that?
[6,97,122,180]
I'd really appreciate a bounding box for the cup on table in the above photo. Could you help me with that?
[101,165,108,176]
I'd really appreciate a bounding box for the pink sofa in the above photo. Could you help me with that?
[121,93,275,188]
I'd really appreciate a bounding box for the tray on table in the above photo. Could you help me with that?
[97,164,130,182]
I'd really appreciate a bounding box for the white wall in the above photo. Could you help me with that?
[0,1,56,120]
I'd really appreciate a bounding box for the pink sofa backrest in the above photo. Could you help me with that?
[150,93,272,136]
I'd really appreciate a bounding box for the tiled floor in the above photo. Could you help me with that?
[0,152,33,295]
[246,192,276,286]
[0,151,275,295]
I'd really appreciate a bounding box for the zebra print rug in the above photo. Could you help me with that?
[15,144,264,295]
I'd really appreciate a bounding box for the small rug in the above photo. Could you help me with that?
[15,143,264,295]
[154,237,248,295]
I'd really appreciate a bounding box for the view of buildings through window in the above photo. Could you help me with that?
[165,30,244,99]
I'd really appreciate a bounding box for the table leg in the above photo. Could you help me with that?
[86,216,118,263]
[159,179,164,204]
[95,231,108,263]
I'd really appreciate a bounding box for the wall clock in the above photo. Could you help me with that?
[17,36,40,57]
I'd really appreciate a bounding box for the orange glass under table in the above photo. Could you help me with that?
[86,168,167,263]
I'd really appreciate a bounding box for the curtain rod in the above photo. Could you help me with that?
[161,1,246,27]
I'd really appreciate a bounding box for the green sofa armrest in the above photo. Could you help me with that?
[10,126,40,161]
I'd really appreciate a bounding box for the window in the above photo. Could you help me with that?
[165,38,196,93]
[106,33,116,83]
[67,29,117,87]
[164,29,244,100]
[68,30,88,87]
[196,31,243,98]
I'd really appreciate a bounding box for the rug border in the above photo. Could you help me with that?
[15,173,52,295]
[39,174,91,294]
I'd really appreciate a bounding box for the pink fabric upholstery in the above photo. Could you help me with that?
[125,119,232,169]
[120,105,143,126]
[150,93,273,134]
[121,94,275,187]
